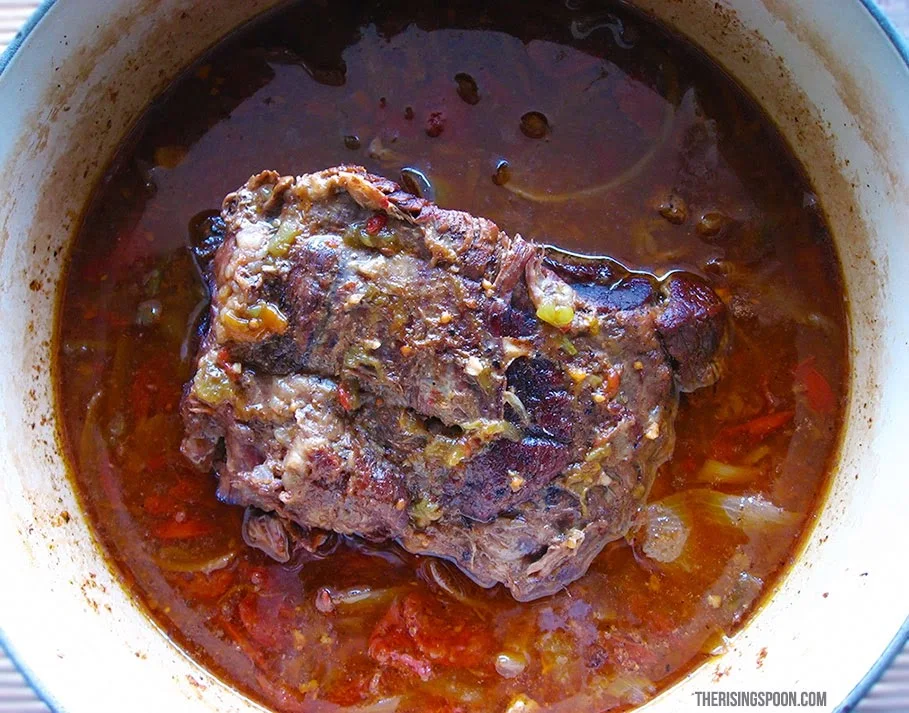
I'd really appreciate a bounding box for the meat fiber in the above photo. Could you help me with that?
[181,166,728,601]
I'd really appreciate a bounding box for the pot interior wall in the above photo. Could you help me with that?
[0,2,285,711]
[0,1,906,711]
[633,2,909,706]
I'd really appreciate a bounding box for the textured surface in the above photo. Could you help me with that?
[0,1,906,711]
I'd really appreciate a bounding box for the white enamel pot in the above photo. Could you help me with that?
[0,1,907,711]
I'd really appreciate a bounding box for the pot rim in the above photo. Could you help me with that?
[0,1,906,712]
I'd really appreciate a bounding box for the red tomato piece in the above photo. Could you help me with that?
[180,568,235,601]
[795,360,836,414]
[365,213,387,235]
[218,617,271,672]
[368,592,495,680]
[320,670,374,706]
[604,367,622,399]
[237,593,283,649]
[711,409,796,461]
[725,410,795,441]
[337,382,354,411]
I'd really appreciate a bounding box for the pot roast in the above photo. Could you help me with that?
[181,166,728,600]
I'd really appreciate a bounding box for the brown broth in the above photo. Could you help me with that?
[56,2,848,712]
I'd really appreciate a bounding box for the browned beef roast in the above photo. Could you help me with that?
[181,166,728,601]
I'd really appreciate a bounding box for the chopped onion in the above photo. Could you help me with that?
[502,66,678,204]
[343,697,401,713]
[584,444,612,463]
[730,495,799,538]
[505,694,540,713]
[696,459,760,484]
[699,629,733,656]
[419,559,483,609]
[720,570,765,623]
[495,651,528,679]
[642,490,799,549]
[502,337,533,365]
[684,490,799,537]
[637,503,689,564]
[741,444,771,466]
[536,302,575,328]
[267,221,301,257]
[331,587,380,605]
[326,586,402,609]
[367,136,404,164]
[424,675,484,704]
[503,390,530,425]
[461,418,521,442]
[155,548,235,574]
[410,497,444,528]
[605,673,656,705]
[526,256,578,329]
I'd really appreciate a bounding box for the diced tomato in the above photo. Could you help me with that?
[320,670,374,706]
[218,617,271,671]
[180,568,236,601]
[407,600,495,669]
[725,410,795,441]
[795,359,836,414]
[604,367,622,399]
[365,213,387,235]
[337,382,354,411]
[711,409,795,461]
[368,592,495,680]
[237,593,287,648]
[238,595,271,646]
[369,597,431,680]
[153,518,214,539]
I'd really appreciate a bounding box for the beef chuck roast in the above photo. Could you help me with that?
[181,166,728,601]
